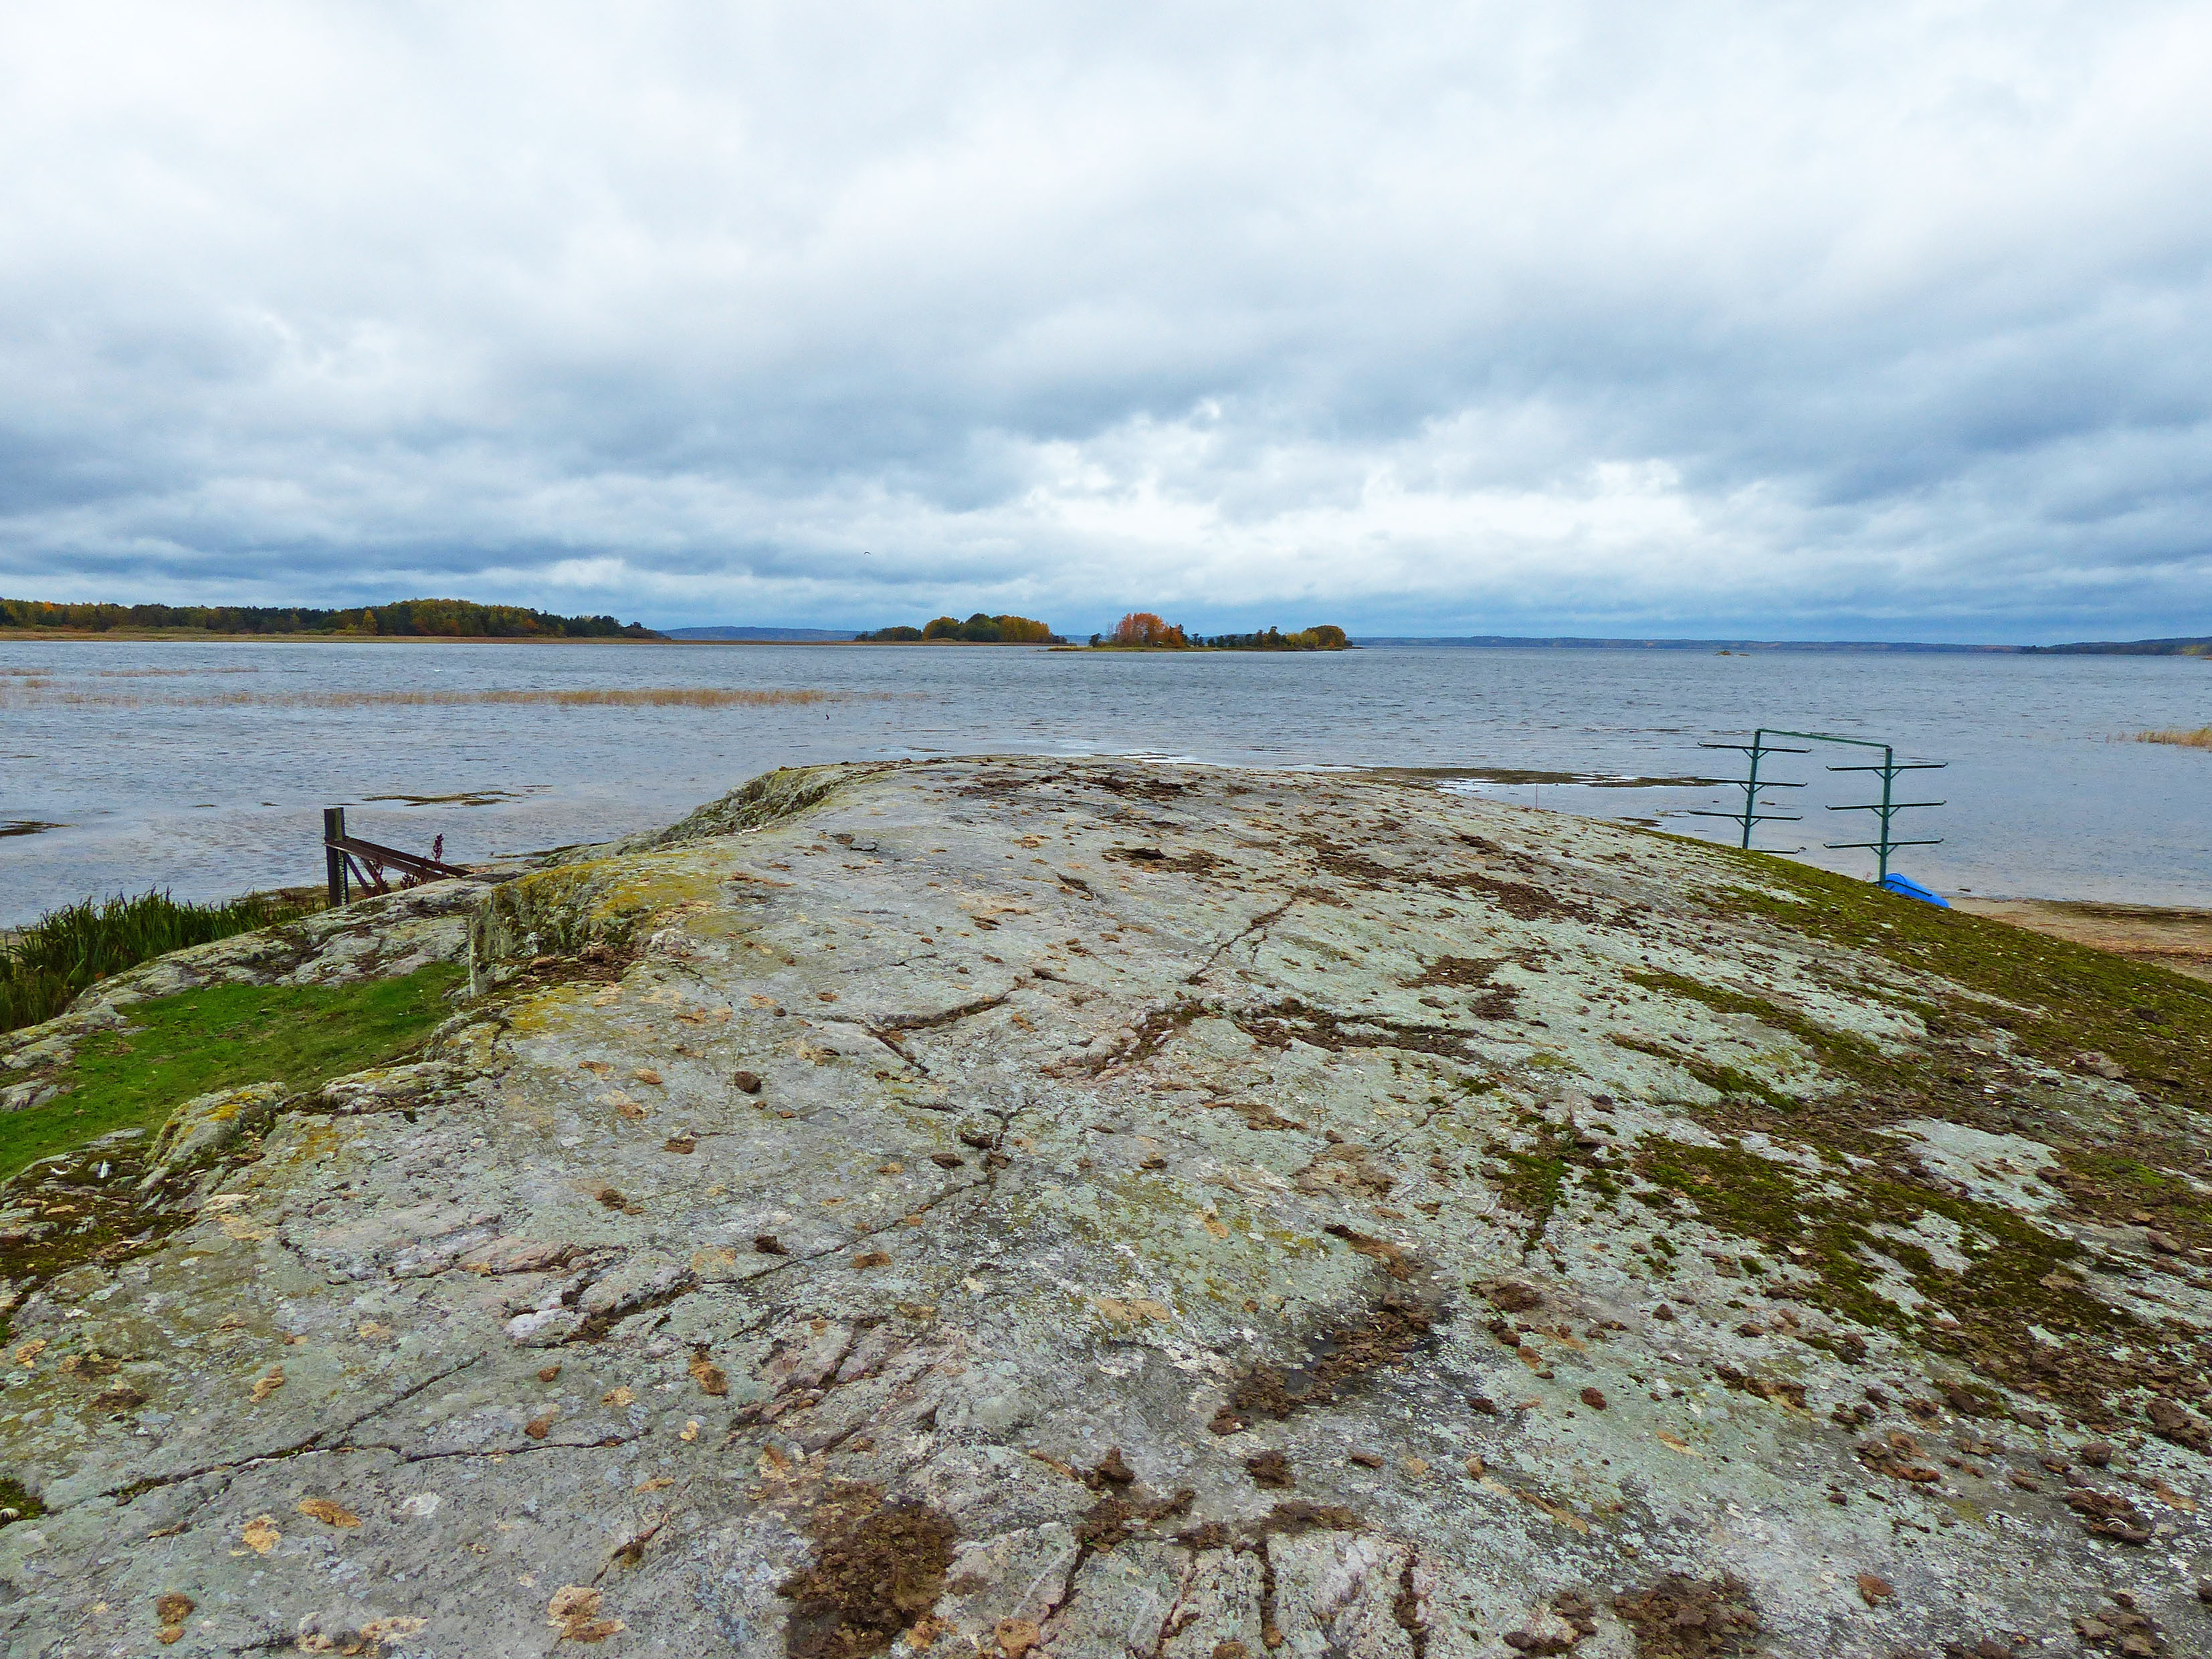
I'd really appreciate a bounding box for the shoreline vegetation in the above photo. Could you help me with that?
[0,683,867,710]
[855,613,1060,644]
[2136,726,2212,749]
[0,596,662,641]
[849,611,1349,650]
[1079,611,1348,650]
[2030,637,2212,656]
[12,594,2209,656]
[1,889,321,1036]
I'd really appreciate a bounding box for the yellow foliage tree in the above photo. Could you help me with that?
[1109,612,1187,648]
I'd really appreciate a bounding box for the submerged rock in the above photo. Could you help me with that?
[1,756,2209,1656]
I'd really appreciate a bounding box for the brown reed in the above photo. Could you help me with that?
[0,685,871,709]
[311,687,843,708]
[2134,727,2212,749]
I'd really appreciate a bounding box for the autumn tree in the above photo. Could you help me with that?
[1109,611,1187,647]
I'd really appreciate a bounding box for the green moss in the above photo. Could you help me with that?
[1694,1062,1794,1110]
[635,763,861,850]
[1700,861,2212,1104]
[2070,1151,2173,1191]
[1635,1135,2146,1419]
[0,1474,43,1525]
[1612,1032,1797,1112]
[1625,968,1888,1091]
[1486,1139,1567,1240]
[1,965,463,1183]
[2049,1148,2212,1246]
[1637,1139,1898,1329]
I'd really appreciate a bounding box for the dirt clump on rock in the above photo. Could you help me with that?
[1217,1284,1435,1430]
[779,1484,959,1659]
[1245,1448,1296,1488]
[1610,1573,1761,1657]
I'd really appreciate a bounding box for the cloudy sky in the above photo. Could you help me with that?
[3,3,2208,641]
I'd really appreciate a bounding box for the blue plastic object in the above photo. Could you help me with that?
[1879,872,1948,908]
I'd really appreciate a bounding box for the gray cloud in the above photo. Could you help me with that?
[3,1,2209,639]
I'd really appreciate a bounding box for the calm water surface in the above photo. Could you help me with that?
[3,639,2208,925]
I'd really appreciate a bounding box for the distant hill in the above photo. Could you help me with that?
[2020,637,2212,656]
[662,626,863,642]
[1,597,661,640]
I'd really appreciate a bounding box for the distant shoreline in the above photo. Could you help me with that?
[1355,633,2212,654]
[11,626,2212,656]
[0,630,1065,646]
[1356,634,2012,652]
[0,628,664,644]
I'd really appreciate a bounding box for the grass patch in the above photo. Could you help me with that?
[2,888,319,1036]
[1,965,462,1183]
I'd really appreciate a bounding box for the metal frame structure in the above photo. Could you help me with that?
[322,806,470,905]
[1688,731,1807,853]
[1692,729,1946,881]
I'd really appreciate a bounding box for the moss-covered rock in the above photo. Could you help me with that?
[140,1080,288,1186]
[1,757,2207,1657]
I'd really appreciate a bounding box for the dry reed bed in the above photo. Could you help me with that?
[2134,727,2212,749]
[0,665,260,678]
[0,686,883,708]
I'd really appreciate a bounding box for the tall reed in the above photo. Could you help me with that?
[1,890,316,1034]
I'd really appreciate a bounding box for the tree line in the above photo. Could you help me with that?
[0,597,661,639]
[1092,613,1348,650]
[855,613,1061,643]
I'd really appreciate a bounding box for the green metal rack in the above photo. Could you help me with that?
[1688,732,1807,853]
[1693,728,1946,881]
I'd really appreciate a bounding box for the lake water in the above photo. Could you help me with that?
[3,638,2209,926]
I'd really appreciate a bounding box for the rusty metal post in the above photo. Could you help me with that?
[324,807,349,906]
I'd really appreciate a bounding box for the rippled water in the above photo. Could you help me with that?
[3,638,2208,924]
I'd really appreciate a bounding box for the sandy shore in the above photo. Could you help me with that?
[1953,896,2212,982]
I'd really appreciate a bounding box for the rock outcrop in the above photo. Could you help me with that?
[2,757,2209,1657]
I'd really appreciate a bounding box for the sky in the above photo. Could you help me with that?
[2,3,2209,643]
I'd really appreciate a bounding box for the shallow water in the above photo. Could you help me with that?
[3,638,2208,924]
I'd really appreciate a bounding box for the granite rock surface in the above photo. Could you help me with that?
[1,757,2209,1658]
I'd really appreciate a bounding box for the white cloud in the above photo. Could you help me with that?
[2,1,2209,638]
